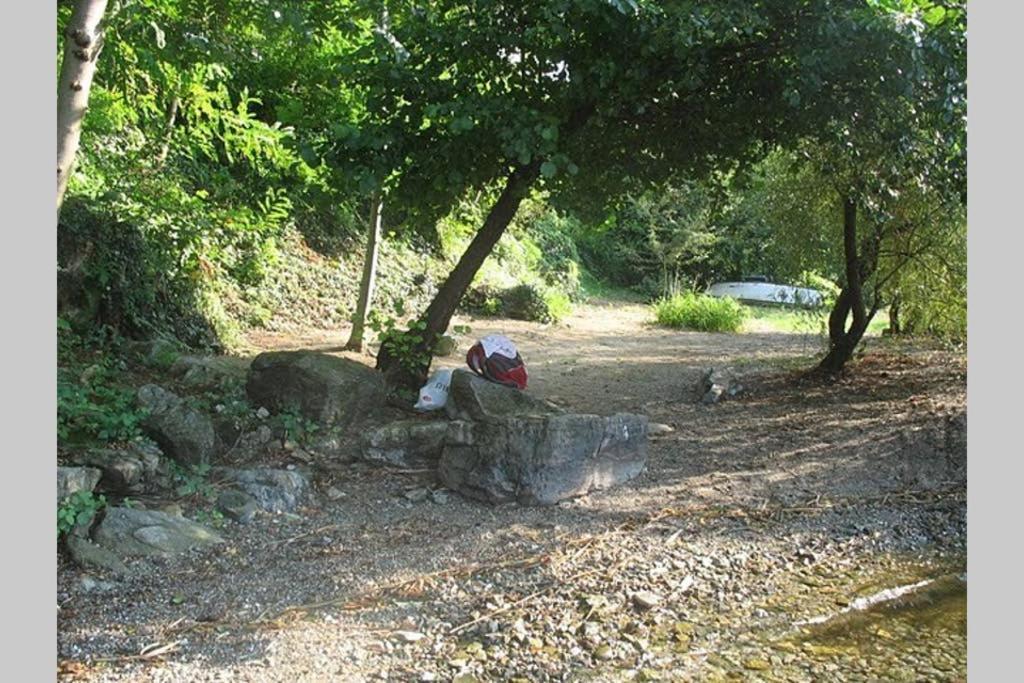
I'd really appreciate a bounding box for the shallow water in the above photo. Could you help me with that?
[796,572,966,653]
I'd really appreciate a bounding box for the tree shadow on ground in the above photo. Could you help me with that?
[57,318,966,678]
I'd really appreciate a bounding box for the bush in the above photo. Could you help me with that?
[653,292,746,332]
[462,283,573,323]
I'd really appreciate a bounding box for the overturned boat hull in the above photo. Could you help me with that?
[706,281,823,308]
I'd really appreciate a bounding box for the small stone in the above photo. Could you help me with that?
[744,658,771,671]
[404,487,430,503]
[158,503,183,517]
[326,486,345,500]
[632,591,663,610]
[283,440,296,452]
[79,575,116,592]
[256,407,270,420]
[216,489,259,523]
[594,644,614,660]
[431,489,450,504]
[648,423,675,436]
[392,630,426,643]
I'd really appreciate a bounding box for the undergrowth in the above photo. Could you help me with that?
[653,292,746,332]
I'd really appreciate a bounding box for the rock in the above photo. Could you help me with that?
[245,351,385,428]
[70,445,159,494]
[439,412,648,506]
[743,658,771,671]
[362,419,450,468]
[648,423,675,436]
[256,407,270,420]
[219,468,311,513]
[78,575,117,592]
[444,370,563,422]
[57,467,102,503]
[632,591,663,610]
[136,385,218,467]
[326,486,345,500]
[216,489,259,523]
[392,631,427,643]
[140,337,182,367]
[404,487,430,503]
[695,367,743,405]
[93,507,224,557]
[431,489,450,504]
[434,335,459,357]
[171,355,248,390]
[65,534,130,576]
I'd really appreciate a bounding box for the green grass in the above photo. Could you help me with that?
[579,267,643,303]
[741,304,890,336]
[653,292,746,332]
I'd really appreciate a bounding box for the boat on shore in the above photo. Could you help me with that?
[706,278,823,308]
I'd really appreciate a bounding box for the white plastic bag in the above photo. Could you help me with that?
[414,368,453,411]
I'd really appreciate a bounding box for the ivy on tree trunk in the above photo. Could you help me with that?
[376,160,542,388]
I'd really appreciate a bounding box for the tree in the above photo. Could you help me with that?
[808,1,966,374]
[57,0,109,217]
[348,0,918,389]
[344,194,383,352]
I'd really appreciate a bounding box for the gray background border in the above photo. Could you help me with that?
[6,0,57,679]
[3,0,1011,679]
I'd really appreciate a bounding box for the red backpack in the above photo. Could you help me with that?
[466,335,528,390]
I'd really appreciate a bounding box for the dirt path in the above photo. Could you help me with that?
[58,302,967,682]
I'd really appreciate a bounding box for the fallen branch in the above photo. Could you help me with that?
[268,524,341,548]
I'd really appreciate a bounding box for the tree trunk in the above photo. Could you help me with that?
[888,293,902,335]
[345,194,384,352]
[376,160,542,388]
[154,96,181,168]
[816,197,876,375]
[57,0,109,218]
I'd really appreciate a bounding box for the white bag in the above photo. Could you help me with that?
[414,368,453,411]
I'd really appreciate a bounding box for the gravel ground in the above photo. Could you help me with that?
[57,303,967,682]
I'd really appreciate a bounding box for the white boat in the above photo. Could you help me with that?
[706,279,823,308]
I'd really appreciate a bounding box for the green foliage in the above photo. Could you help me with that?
[193,508,226,528]
[275,409,320,446]
[57,327,148,445]
[462,283,572,324]
[171,462,216,501]
[58,491,107,538]
[368,304,434,380]
[653,293,746,333]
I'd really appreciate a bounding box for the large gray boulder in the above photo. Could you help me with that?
[362,419,450,468]
[57,467,102,503]
[93,507,223,557]
[246,351,386,428]
[439,413,648,506]
[70,444,160,494]
[136,385,217,467]
[444,369,562,422]
[218,468,311,513]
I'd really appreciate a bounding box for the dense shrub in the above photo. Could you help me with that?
[461,283,572,323]
[653,292,746,332]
